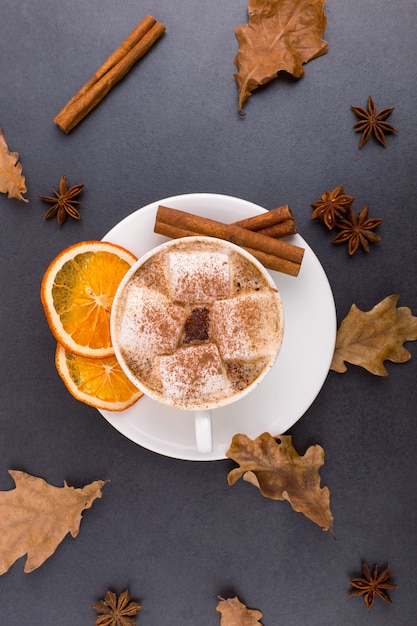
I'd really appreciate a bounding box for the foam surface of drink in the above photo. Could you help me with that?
[168,250,230,302]
[157,343,231,400]
[113,238,283,410]
[118,284,188,358]
[211,291,281,360]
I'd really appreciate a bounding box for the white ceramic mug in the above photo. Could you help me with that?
[110,236,284,453]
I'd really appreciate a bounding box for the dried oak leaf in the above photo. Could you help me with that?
[0,129,28,202]
[0,470,107,575]
[226,433,334,532]
[330,294,417,375]
[234,0,328,113]
[216,596,263,625]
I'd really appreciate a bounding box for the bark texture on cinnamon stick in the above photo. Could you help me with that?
[54,16,166,133]
[232,205,298,238]
[154,205,304,277]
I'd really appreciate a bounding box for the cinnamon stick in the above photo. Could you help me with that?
[54,16,165,133]
[154,206,304,276]
[257,219,298,238]
[233,205,294,230]
[232,205,298,239]
[241,246,301,276]
[155,220,301,276]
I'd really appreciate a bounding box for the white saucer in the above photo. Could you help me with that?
[100,193,336,461]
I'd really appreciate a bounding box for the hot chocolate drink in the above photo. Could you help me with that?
[111,237,284,410]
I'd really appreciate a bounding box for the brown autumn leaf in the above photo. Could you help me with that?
[0,129,28,202]
[0,470,107,575]
[330,294,417,375]
[216,596,263,625]
[227,433,333,532]
[234,0,328,113]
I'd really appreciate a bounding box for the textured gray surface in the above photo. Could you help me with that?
[1,1,416,624]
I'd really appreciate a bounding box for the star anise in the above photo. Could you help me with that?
[39,175,85,224]
[311,185,355,230]
[349,563,398,610]
[92,589,142,626]
[332,204,382,255]
[352,96,397,148]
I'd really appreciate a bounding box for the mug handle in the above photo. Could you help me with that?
[194,410,213,454]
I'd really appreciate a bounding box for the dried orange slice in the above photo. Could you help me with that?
[41,240,137,358]
[55,343,143,411]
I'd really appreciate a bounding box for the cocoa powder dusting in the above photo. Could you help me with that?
[226,358,269,390]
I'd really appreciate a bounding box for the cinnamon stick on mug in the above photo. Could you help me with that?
[54,15,166,133]
[154,205,304,277]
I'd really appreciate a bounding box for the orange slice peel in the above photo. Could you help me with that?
[55,343,143,411]
[41,240,137,358]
